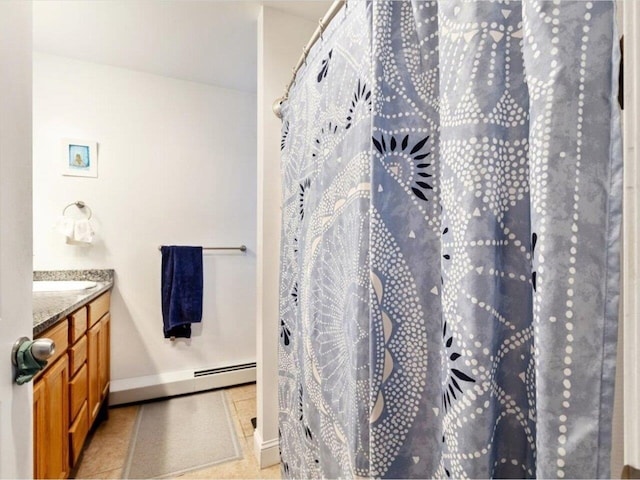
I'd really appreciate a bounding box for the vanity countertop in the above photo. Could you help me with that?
[33,270,114,336]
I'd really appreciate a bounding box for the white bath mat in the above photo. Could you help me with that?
[122,390,242,478]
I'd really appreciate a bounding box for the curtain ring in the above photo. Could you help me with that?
[302,46,309,65]
[318,18,325,40]
[291,67,297,87]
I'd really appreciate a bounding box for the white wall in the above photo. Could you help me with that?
[255,6,316,468]
[33,53,257,391]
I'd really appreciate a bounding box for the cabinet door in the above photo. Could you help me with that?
[99,314,110,399]
[43,356,70,479]
[33,380,46,479]
[87,321,101,422]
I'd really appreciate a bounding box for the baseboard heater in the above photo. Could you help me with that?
[110,362,257,406]
[194,362,256,377]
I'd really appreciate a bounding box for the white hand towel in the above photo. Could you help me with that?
[54,217,75,238]
[72,219,95,244]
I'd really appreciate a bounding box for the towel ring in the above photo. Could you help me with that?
[62,201,92,220]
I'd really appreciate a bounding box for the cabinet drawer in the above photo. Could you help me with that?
[69,335,87,377]
[69,363,88,422]
[69,400,89,466]
[88,292,110,327]
[70,307,87,344]
[34,320,68,379]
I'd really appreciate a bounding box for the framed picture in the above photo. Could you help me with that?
[62,139,98,178]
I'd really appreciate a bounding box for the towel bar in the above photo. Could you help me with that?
[62,201,92,219]
[158,245,247,252]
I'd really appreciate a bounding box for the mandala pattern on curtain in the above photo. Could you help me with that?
[278,1,621,478]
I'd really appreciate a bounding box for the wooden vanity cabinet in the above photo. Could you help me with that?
[33,291,111,479]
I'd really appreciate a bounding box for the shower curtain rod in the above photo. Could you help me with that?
[272,0,346,118]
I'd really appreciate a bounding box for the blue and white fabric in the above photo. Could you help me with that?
[278,1,622,478]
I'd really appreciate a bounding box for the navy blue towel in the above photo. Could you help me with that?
[161,246,203,338]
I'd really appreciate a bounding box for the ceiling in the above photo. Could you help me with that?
[267,1,331,20]
[33,1,331,93]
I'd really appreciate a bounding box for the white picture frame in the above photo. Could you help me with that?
[62,139,98,178]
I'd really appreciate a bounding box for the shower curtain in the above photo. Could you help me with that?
[278,1,622,478]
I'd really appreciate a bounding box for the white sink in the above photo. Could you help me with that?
[33,280,98,293]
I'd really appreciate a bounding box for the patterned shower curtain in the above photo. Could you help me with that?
[278,1,622,478]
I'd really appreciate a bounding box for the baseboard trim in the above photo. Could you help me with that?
[253,427,280,468]
[109,366,256,405]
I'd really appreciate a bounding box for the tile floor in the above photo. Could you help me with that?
[74,383,281,479]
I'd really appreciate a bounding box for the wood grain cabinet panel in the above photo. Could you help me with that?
[33,380,46,479]
[88,291,110,327]
[69,336,87,377]
[69,401,89,466]
[46,357,70,479]
[99,314,110,398]
[69,307,87,344]
[34,321,68,382]
[87,320,101,422]
[34,356,70,479]
[88,296,110,422]
[69,363,88,422]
